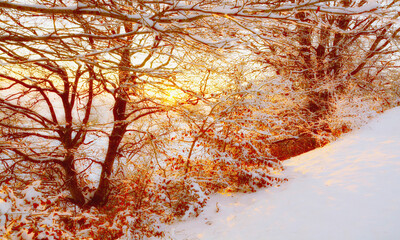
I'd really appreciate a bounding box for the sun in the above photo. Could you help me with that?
[163,89,182,105]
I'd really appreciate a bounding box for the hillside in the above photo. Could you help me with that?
[165,107,400,240]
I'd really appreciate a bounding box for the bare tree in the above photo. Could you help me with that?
[247,0,400,136]
[0,0,179,207]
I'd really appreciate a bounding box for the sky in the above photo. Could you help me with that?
[160,106,400,240]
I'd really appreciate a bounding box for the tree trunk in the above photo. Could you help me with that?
[87,108,128,206]
[87,34,132,206]
[63,152,85,206]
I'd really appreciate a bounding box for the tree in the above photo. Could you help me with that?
[246,0,400,143]
[0,0,181,207]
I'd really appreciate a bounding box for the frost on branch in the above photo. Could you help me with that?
[162,61,291,194]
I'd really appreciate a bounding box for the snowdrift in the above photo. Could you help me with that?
[165,107,400,240]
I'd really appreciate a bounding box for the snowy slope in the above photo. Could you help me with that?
[164,107,400,240]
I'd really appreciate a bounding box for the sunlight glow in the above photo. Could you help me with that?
[162,89,182,105]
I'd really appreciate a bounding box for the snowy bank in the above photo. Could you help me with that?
[164,107,400,240]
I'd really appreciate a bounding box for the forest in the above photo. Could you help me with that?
[0,0,399,239]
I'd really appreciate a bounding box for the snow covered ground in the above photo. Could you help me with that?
[163,107,400,240]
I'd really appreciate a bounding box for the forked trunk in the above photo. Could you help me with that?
[87,119,128,207]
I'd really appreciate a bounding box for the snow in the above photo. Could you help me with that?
[164,107,400,240]
[21,180,42,202]
[0,200,12,215]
